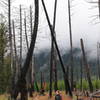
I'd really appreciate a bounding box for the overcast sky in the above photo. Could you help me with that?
[1,0,100,58]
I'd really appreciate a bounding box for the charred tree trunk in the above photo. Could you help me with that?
[12,21,19,83]
[41,72,43,90]
[53,0,58,92]
[19,5,22,75]
[11,0,39,99]
[24,14,33,97]
[49,0,58,97]
[24,14,29,49]
[12,20,19,85]
[68,0,74,91]
[31,57,35,92]
[80,58,83,91]
[97,42,100,79]
[98,0,100,18]
[66,65,69,80]
[30,6,35,94]
[49,42,53,97]
[30,6,33,38]
[80,38,93,92]
[41,0,72,97]
[8,0,14,95]
[8,0,12,69]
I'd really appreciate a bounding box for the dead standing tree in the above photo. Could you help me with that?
[97,42,100,79]
[12,20,19,86]
[80,38,93,92]
[41,0,72,97]
[19,5,22,75]
[49,0,58,97]
[11,0,39,99]
[8,0,15,95]
[24,13,29,49]
[68,0,74,91]
[24,12,34,97]
[53,0,58,92]
[80,57,83,91]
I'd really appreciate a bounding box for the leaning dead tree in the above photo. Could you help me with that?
[68,0,74,91]
[80,38,93,92]
[11,0,39,99]
[41,0,72,97]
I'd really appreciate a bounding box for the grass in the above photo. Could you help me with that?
[0,94,9,100]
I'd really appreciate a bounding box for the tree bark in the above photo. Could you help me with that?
[80,38,93,92]
[68,0,74,91]
[19,5,22,75]
[11,0,39,99]
[41,0,72,97]
[97,42,100,79]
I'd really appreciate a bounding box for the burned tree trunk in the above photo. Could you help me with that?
[80,38,93,92]
[8,0,14,95]
[41,72,43,90]
[8,0,12,69]
[49,0,58,97]
[24,14,33,97]
[24,14,29,49]
[30,6,35,94]
[97,42,100,79]
[49,42,53,97]
[80,58,83,91]
[98,0,100,18]
[41,0,72,97]
[11,0,39,99]
[30,6,33,38]
[19,5,22,75]
[68,0,74,91]
[53,0,58,92]
[12,20,19,85]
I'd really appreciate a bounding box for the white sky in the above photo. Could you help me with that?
[1,0,100,57]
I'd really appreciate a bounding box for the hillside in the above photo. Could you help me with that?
[34,48,98,82]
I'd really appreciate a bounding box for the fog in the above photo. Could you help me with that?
[1,0,100,58]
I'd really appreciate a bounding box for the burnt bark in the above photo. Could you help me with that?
[41,0,72,97]
[19,5,22,75]
[80,38,93,92]
[97,42,100,79]
[80,58,83,91]
[11,0,39,99]
[68,0,74,91]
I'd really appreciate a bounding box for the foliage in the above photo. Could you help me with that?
[0,14,11,94]
[76,79,100,91]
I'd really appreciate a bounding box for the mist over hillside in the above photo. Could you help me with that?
[33,47,98,82]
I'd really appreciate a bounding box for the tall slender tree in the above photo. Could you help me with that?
[24,13,29,49]
[19,5,22,75]
[53,0,58,92]
[49,0,58,97]
[68,0,74,91]
[97,42,100,79]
